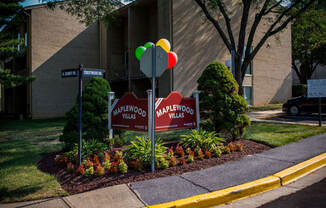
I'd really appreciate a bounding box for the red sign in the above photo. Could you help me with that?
[111,91,197,132]
[155,92,196,131]
[111,93,148,131]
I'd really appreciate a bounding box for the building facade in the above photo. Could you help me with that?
[1,0,292,118]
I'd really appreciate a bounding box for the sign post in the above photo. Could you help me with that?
[78,64,83,166]
[307,79,326,127]
[151,46,156,173]
[108,92,115,139]
[193,90,200,131]
[61,65,104,166]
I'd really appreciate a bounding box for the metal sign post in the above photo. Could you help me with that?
[151,45,156,173]
[78,64,83,166]
[108,92,115,139]
[193,90,200,131]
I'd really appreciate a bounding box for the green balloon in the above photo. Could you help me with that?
[144,42,155,49]
[135,46,146,61]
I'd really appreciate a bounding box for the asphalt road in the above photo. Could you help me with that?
[216,166,326,208]
[258,178,326,208]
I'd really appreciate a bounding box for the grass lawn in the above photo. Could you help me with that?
[244,122,326,147]
[249,104,283,112]
[0,118,68,203]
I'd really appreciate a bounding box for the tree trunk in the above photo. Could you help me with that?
[234,54,244,95]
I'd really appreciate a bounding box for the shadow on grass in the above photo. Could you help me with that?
[0,186,41,202]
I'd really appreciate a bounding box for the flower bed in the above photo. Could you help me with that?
[38,138,271,194]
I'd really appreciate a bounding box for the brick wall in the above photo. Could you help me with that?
[30,6,99,118]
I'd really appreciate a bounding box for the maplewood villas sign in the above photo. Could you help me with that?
[110,92,197,132]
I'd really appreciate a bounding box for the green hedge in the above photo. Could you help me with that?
[292,84,307,97]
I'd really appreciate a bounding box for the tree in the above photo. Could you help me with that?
[48,0,125,26]
[0,0,35,88]
[197,62,250,142]
[60,77,111,150]
[292,5,326,84]
[194,0,316,95]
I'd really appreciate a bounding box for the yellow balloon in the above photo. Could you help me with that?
[156,39,171,53]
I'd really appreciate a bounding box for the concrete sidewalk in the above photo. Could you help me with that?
[1,134,326,208]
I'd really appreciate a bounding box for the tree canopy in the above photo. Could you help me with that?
[292,2,326,84]
[0,0,35,88]
[194,0,316,94]
[48,0,125,26]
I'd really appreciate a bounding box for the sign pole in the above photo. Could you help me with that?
[151,45,156,173]
[193,90,200,132]
[78,64,83,166]
[147,90,152,141]
[318,97,322,127]
[108,92,115,138]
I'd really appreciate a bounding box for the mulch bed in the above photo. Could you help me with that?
[38,139,270,195]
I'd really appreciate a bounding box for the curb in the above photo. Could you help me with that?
[148,152,326,208]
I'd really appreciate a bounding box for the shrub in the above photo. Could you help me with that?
[187,155,194,163]
[175,144,185,157]
[179,157,186,165]
[84,167,94,177]
[118,160,128,174]
[66,139,109,163]
[181,129,225,150]
[67,162,74,173]
[124,136,167,169]
[228,142,235,152]
[75,164,85,175]
[205,149,212,159]
[96,165,105,176]
[198,149,204,160]
[169,156,177,167]
[110,162,118,173]
[212,147,222,158]
[292,84,307,97]
[158,158,169,169]
[197,62,250,142]
[236,143,243,152]
[84,158,93,169]
[60,77,111,150]
[103,160,111,170]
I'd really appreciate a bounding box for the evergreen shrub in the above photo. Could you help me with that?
[60,77,111,150]
[197,62,250,142]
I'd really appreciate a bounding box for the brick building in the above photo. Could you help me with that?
[1,0,292,118]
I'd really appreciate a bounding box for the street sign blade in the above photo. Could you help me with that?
[83,69,104,77]
[61,69,78,78]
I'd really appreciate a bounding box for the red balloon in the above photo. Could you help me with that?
[168,52,178,69]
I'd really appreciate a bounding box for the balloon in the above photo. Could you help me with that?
[144,42,155,49]
[168,52,178,69]
[135,46,146,61]
[156,39,171,53]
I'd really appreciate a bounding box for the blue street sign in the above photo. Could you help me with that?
[83,69,104,77]
[61,69,78,78]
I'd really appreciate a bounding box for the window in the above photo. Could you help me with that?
[243,86,253,106]
[25,32,27,47]
[243,46,252,75]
